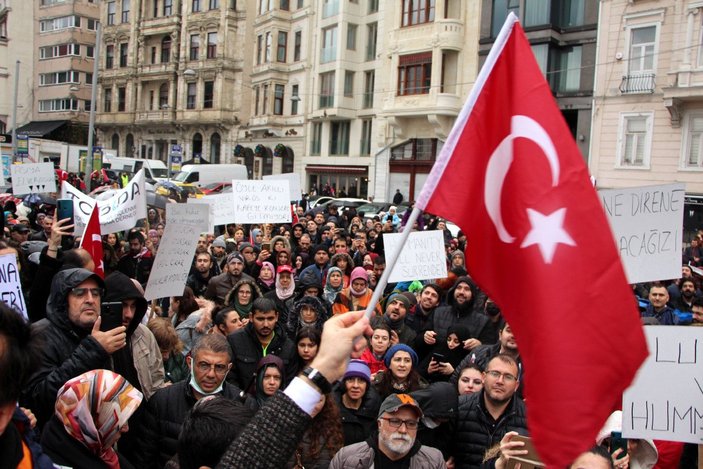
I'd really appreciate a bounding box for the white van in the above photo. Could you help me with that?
[173,164,248,186]
[103,157,169,182]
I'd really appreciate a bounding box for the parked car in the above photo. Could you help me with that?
[307,196,335,209]
[200,182,232,195]
[155,181,204,199]
[357,202,411,220]
[308,197,369,215]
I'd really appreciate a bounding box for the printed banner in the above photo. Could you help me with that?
[0,253,27,320]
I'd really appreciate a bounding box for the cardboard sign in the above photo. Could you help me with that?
[263,172,302,201]
[0,254,27,320]
[187,193,236,231]
[144,222,200,300]
[166,203,210,233]
[61,169,147,235]
[599,183,685,284]
[622,326,702,444]
[232,180,291,224]
[383,230,448,282]
[10,162,57,195]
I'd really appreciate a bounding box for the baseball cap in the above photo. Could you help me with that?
[277,264,294,274]
[11,224,30,233]
[377,393,424,420]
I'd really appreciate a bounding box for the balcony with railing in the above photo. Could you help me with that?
[620,73,655,94]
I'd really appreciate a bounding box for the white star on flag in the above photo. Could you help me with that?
[520,207,576,264]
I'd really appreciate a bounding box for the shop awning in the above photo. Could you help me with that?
[14,120,69,137]
[306,165,367,175]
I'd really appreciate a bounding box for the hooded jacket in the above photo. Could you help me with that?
[596,411,658,469]
[432,277,492,346]
[411,382,458,459]
[328,431,445,469]
[286,295,329,340]
[332,382,382,446]
[23,268,111,428]
[104,271,165,400]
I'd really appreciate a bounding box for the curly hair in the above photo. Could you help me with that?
[373,368,424,400]
[297,396,344,462]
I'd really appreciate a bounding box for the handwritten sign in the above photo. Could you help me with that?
[144,222,199,300]
[187,193,236,231]
[166,203,210,232]
[232,180,291,223]
[0,254,27,320]
[10,162,57,195]
[263,172,302,201]
[61,170,147,235]
[599,183,685,284]
[383,230,448,282]
[623,326,702,444]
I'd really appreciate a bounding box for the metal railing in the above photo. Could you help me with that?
[620,73,655,94]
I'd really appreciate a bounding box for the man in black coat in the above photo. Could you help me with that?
[140,334,252,468]
[227,297,298,391]
[451,354,528,469]
[22,268,127,428]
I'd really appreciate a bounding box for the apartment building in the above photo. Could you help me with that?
[0,0,34,137]
[22,0,100,144]
[589,0,703,232]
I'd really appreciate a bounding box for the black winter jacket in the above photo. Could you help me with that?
[227,322,298,391]
[331,383,382,446]
[22,268,111,428]
[452,391,528,469]
[139,379,250,468]
[411,382,459,459]
[432,278,492,346]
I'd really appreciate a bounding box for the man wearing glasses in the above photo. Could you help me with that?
[23,268,127,429]
[330,393,445,468]
[451,354,528,468]
[140,334,252,468]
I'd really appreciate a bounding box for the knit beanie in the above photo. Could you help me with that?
[384,344,419,368]
[388,293,410,310]
[343,359,371,385]
[350,267,368,285]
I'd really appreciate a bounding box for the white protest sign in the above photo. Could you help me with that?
[622,326,703,444]
[10,162,57,195]
[61,169,147,235]
[144,222,200,300]
[383,230,447,282]
[232,180,291,223]
[263,172,302,201]
[187,192,235,231]
[166,203,210,232]
[599,183,685,284]
[0,254,28,320]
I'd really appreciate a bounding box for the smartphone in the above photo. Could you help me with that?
[57,199,74,226]
[100,302,124,332]
[431,353,446,363]
[506,435,544,468]
[262,242,271,252]
[609,431,628,456]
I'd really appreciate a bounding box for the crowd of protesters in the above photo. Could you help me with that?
[0,170,702,469]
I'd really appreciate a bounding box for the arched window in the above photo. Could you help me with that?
[111,133,119,154]
[193,133,203,159]
[210,132,221,163]
[126,133,134,157]
[159,83,169,108]
[161,35,171,63]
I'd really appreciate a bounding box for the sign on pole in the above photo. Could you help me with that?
[10,162,57,195]
[263,173,302,201]
[232,180,291,223]
[166,203,210,233]
[16,134,28,158]
[144,222,200,300]
[0,253,27,320]
[383,230,448,282]
[599,183,685,284]
[61,169,147,234]
[622,326,702,444]
[170,144,182,174]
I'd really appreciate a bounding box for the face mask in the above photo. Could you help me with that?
[189,361,226,397]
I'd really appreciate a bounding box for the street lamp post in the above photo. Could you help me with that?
[84,22,101,190]
[11,60,19,162]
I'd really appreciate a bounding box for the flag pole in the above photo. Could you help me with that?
[363,206,423,320]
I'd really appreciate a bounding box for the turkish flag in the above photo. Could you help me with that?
[415,14,647,468]
[79,204,105,278]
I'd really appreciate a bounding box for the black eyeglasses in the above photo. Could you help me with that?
[379,417,419,430]
[70,287,103,298]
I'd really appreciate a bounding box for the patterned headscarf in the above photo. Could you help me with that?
[55,369,143,469]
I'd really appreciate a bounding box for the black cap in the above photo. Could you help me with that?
[11,224,30,233]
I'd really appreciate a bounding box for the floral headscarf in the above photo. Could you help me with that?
[55,369,143,469]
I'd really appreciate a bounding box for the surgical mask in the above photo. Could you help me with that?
[188,361,226,397]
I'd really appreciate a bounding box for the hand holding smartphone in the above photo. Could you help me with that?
[100,302,124,332]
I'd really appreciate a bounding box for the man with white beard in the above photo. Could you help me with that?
[329,393,445,468]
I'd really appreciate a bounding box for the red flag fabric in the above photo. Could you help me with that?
[415,14,647,468]
[79,204,105,278]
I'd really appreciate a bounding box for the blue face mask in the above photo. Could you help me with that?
[188,360,226,397]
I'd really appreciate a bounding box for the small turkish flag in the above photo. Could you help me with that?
[416,14,647,469]
[79,204,104,278]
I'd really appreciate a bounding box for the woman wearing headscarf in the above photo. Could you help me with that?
[256,261,276,294]
[224,278,263,320]
[286,295,328,340]
[322,266,344,306]
[418,325,471,383]
[264,265,296,325]
[331,267,382,317]
[252,355,285,410]
[41,369,143,469]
